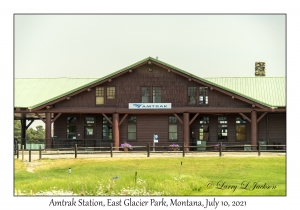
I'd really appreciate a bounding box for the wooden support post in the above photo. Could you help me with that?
[183,143,185,157]
[251,111,257,150]
[39,145,42,160]
[258,141,261,156]
[29,150,31,162]
[183,113,190,152]
[110,143,113,157]
[147,143,150,157]
[219,142,222,157]
[113,113,120,151]
[45,112,52,149]
[75,144,77,158]
[21,119,26,149]
[17,144,19,159]
[22,145,24,161]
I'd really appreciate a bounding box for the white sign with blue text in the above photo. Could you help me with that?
[129,103,172,109]
[154,134,158,143]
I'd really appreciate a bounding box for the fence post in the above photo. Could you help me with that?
[183,143,185,157]
[17,144,19,159]
[22,145,24,161]
[110,143,113,157]
[147,143,150,157]
[258,141,261,156]
[75,144,77,158]
[39,145,42,159]
[219,142,222,157]
[29,150,31,162]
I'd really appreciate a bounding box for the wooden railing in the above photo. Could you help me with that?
[15,142,286,162]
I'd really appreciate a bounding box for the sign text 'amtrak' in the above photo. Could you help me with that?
[129,103,172,109]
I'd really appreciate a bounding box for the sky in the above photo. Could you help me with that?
[14,14,286,79]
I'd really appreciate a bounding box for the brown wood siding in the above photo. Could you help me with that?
[120,114,183,146]
[267,114,286,145]
[258,114,267,141]
[53,63,251,109]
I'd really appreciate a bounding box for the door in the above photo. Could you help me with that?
[84,126,95,147]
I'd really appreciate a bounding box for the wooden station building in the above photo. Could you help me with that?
[14,57,286,150]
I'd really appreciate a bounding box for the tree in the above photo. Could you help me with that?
[14,120,45,144]
[26,125,45,144]
[14,120,21,143]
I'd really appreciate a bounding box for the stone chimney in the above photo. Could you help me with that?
[255,62,266,76]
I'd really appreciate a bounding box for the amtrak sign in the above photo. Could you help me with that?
[129,103,172,109]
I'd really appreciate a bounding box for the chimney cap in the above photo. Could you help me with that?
[255,62,266,76]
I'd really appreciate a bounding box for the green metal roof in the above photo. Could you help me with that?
[14,78,98,108]
[14,57,286,109]
[203,77,286,107]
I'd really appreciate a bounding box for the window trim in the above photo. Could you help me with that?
[199,87,209,105]
[95,86,116,106]
[141,86,162,103]
[96,87,105,105]
[127,116,137,141]
[187,87,197,105]
[168,116,178,141]
[102,116,112,140]
[141,86,150,103]
[217,116,228,141]
[236,117,247,141]
[152,86,162,103]
[106,87,116,99]
[67,116,77,140]
[199,117,209,141]
[187,86,209,106]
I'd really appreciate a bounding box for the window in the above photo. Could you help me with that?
[107,87,115,99]
[236,117,246,141]
[128,116,137,140]
[67,117,76,139]
[96,87,104,105]
[85,127,94,136]
[188,87,196,104]
[153,87,162,103]
[85,117,95,124]
[142,87,150,103]
[199,87,208,104]
[102,116,112,140]
[199,117,209,140]
[169,116,178,141]
[67,117,76,124]
[218,117,227,140]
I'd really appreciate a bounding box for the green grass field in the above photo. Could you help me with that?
[14,156,286,196]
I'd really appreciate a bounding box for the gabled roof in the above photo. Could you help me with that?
[14,78,98,109]
[204,77,285,107]
[14,57,286,109]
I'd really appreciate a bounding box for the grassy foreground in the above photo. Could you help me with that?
[14,156,286,196]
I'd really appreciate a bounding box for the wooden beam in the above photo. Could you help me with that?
[46,105,53,109]
[239,113,251,122]
[189,113,199,125]
[26,119,34,129]
[35,113,46,123]
[51,113,62,122]
[257,112,268,123]
[173,113,183,125]
[119,114,128,126]
[102,113,112,125]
